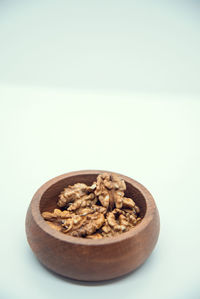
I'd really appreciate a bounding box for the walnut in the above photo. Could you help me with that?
[87,183,97,192]
[77,207,94,216]
[91,205,107,214]
[86,233,103,239]
[42,173,142,238]
[102,219,112,233]
[112,208,125,215]
[61,218,74,233]
[122,197,136,209]
[62,214,87,233]
[123,208,135,214]
[135,205,140,214]
[42,211,54,220]
[67,193,95,211]
[118,214,129,226]
[57,183,95,207]
[95,173,126,210]
[127,214,137,225]
[70,213,105,237]
[42,209,72,221]
[107,212,126,232]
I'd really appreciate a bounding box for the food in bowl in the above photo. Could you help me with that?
[42,173,142,239]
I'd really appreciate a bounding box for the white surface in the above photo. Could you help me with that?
[0,0,200,94]
[0,85,200,299]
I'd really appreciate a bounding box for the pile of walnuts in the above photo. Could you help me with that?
[42,173,141,239]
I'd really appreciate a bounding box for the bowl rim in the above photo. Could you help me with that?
[30,170,157,246]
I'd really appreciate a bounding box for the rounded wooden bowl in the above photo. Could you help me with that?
[25,170,160,281]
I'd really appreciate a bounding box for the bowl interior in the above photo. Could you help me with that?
[40,174,147,219]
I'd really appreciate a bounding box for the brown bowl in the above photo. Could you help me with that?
[25,170,160,281]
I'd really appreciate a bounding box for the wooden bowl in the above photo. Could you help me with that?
[25,170,160,281]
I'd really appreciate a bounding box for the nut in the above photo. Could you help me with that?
[42,173,142,238]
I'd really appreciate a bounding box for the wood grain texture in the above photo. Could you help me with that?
[25,170,160,281]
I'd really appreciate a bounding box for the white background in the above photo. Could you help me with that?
[0,1,200,299]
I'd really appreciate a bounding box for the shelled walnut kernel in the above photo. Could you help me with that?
[42,173,142,238]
